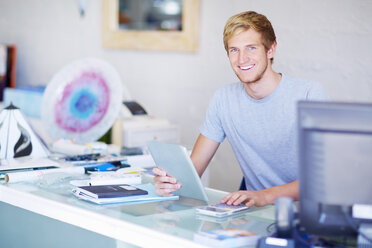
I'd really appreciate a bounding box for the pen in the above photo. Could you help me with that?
[0,166,58,177]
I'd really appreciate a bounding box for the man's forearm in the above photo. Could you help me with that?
[263,180,299,205]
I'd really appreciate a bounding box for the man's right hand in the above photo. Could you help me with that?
[152,167,181,196]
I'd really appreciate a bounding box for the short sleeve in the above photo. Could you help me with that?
[306,82,330,101]
[199,90,226,143]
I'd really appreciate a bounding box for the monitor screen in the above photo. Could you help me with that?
[298,101,372,236]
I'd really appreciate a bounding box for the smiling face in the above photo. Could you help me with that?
[227,28,275,85]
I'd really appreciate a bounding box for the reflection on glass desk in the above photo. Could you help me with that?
[0,173,275,248]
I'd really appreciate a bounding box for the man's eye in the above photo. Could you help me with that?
[230,48,238,53]
[248,46,256,51]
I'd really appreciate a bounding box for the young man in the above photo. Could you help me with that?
[153,11,329,207]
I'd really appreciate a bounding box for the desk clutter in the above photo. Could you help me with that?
[0,96,177,207]
[0,151,177,205]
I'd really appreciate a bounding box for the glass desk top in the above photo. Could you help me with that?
[0,172,275,247]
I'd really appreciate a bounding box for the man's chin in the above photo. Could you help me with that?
[238,75,262,85]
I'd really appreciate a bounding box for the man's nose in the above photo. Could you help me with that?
[239,50,249,63]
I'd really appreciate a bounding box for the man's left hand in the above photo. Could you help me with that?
[220,189,273,207]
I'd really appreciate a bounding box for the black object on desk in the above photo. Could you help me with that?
[76,184,148,199]
[52,153,130,169]
[63,153,102,162]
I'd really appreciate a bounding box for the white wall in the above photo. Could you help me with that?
[1,0,372,192]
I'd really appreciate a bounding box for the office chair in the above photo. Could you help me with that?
[239,177,246,190]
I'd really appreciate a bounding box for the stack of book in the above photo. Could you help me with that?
[72,183,179,205]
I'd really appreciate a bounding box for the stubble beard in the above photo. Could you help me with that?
[237,62,268,85]
[238,71,264,85]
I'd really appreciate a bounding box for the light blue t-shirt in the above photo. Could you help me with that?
[200,74,329,191]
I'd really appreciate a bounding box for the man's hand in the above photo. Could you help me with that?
[152,167,181,196]
[220,180,299,207]
[220,189,273,207]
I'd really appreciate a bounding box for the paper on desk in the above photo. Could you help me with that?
[125,154,156,168]
[0,156,62,171]
[4,166,86,183]
[70,171,142,187]
[72,183,179,205]
[69,165,146,187]
[52,140,91,155]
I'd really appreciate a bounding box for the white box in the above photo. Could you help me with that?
[111,116,180,148]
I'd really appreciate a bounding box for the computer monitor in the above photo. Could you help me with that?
[298,101,372,236]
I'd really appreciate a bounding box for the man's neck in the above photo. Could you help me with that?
[243,69,282,100]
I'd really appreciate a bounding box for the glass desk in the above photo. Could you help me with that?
[0,173,275,248]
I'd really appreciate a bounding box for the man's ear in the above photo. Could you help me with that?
[267,41,277,59]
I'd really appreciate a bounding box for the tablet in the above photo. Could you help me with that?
[195,203,250,218]
[147,141,209,202]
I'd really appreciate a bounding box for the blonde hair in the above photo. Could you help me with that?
[223,11,276,54]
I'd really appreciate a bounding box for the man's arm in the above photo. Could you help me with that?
[153,134,220,196]
[221,180,299,207]
[190,134,220,176]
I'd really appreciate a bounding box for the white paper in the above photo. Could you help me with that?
[5,166,85,183]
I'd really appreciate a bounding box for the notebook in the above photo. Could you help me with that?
[72,183,179,204]
[75,184,148,199]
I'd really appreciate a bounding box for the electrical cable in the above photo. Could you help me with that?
[292,224,314,248]
[266,222,276,235]
[272,213,350,247]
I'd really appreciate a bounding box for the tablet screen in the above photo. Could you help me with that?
[147,141,209,202]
